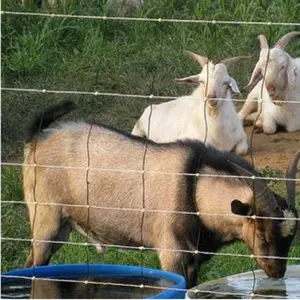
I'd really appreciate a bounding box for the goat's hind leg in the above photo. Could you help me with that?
[238,97,258,125]
[25,205,70,267]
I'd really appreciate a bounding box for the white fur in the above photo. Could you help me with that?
[239,42,300,134]
[132,61,248,155]
[280,209,297,237]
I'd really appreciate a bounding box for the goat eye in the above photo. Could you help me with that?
[280,65,285,71]
[199,80,205,84]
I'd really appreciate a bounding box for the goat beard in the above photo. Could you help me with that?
[270,91,285,106]
[271,97,284,107]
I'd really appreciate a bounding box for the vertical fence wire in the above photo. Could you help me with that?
[2,9,299,298]
[195,22,213,279]
[248,31,272,297]
[138,20,165,297]
[30,105,46,299]
[84,123,93,293]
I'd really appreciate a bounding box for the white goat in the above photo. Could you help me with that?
[238,32,300,134]
[132,51,249,155]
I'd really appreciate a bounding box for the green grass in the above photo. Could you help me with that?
[1,0,300,285]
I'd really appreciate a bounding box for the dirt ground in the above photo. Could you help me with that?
[244,127,300,171]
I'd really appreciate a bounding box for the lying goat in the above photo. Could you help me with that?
[23,100,299,288]
[238,31,300,134]
[132,51,249,156]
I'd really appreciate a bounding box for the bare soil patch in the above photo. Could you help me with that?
[244,127,300,171]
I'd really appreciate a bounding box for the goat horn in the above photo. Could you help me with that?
[258,34,269,49]
[285,150,300,208]
[184,50,209,67]
[221,56,251,68]
[274,31,300,49]
[245,61,262,89]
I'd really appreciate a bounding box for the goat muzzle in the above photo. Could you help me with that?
[264,265,286,279]
[266,84,276,96]
[273,99,283,106]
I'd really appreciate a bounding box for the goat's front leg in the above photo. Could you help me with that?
[238,97,258,124]
[159,250,199,289]
[234,133,248,156]
[263,113,277,134]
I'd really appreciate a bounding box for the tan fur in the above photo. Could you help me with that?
[23,121,296,286]
[196,167,253,241]
[23,123,201,286]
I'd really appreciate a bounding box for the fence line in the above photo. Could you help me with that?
[1,274,289,299]
[2,87,300,104]
[2,7,300,298]
[2,237,300,261]
[2,200,300,222]
[1,275,288,299]
[2,11,300,27]
[2,162,299,182]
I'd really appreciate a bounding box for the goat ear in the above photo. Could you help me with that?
[229,77,241,94]
[174,75,200,84]
[287,60,297,87]
[231,199,253,216]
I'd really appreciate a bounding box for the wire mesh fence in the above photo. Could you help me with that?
[1,1,300,299]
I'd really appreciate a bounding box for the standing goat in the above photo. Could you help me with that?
[23,101,299,288]
[238,32,300,134]
[131,51,249,156]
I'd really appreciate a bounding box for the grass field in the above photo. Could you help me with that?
[1,0,300,285]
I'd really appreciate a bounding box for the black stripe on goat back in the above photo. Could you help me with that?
[179,139,258,176]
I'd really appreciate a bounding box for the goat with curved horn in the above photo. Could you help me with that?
[274,31,300,49]
[184,50,209,67]
[221,56,251,69]
[239,31,300,134]
[286,150,300,208]
[132,49,248,156]
[24,100,297,285]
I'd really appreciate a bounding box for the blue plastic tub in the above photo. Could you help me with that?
[1,264,186,299]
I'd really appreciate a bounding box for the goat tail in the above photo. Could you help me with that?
[26,100,76,143]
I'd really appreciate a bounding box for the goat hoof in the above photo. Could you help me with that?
[254,127,263,134]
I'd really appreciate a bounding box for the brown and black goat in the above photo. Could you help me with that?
[23,100,299,288]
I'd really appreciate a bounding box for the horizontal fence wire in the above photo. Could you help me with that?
[2,7,300,299]
[2,162,300,182]
[0,274,290,299]
[2,87,300,104]
[2,11,300,27]
[2,237,300,261]
[1,200,300,222]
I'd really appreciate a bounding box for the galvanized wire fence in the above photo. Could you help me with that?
[1,7,300,299]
